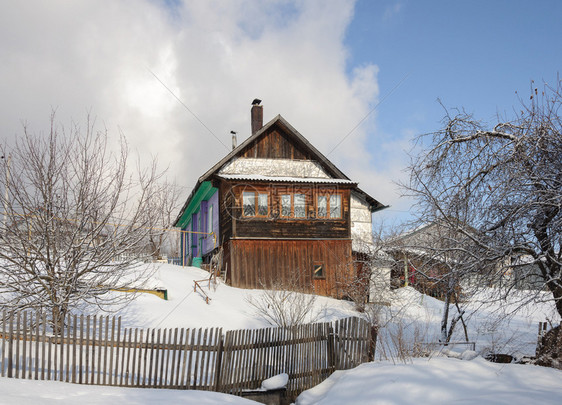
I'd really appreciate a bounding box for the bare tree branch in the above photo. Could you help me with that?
[0,113,175,328]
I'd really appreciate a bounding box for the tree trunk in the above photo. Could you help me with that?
[547,281,562,319]
[440,291,450,342]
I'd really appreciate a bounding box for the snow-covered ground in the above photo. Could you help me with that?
[377,285,560,359]
[1,263,561,404]
[295,356,562,405]
[0,377,255,405]
[101,263,359,331]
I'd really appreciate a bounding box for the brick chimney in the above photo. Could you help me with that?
[251,99,263,135]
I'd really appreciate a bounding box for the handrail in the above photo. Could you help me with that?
[193,279,211,304]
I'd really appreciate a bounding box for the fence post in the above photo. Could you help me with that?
[536,321,548,356]
[214,333,224,392]
[327,324,336,372]
[368,325,377,362]
[7,312,13,378]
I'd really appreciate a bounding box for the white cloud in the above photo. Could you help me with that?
[0,0,393,206]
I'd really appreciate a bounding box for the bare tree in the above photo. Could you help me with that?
[143,180,183,260]
[385,221,472,342]
[0,113,170,328]
[403,78,562,321]
[246,272,325,328]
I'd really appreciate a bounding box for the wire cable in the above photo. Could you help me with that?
[147,68,229,151]
[327,73,409,156]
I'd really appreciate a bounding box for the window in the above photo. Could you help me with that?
[243,191,269,217]
[243,192,255,216]
[317,195,327,217]
[280,193,307,218]
[313,264,325,279]
[294,194,306,218]
[258,193,268,216]
[317,193,341,219]
[208,204,213,233]
[329,195,341,218]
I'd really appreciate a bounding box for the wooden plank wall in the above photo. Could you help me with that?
[229,239,354,297]
[0,311,372,400]
[240,128,312,160]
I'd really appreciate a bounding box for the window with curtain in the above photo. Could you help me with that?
[243,191,269,217]
[317,193,341,219]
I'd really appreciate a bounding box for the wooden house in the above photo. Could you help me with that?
[173,101,386,298]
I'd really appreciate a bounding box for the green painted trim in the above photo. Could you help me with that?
[175,181,217,229]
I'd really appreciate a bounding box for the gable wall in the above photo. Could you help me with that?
[240,127,313,160]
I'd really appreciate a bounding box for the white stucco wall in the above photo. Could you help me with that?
[350,191,374,252]
[220,157,331,178]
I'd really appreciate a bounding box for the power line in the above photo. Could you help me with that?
[327,73,409,156]
[146,68,229,151]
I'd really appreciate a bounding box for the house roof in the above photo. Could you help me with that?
[217,174,357,185]
[199,114,350,182]
[174,114,387,226]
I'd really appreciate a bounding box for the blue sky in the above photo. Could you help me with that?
[1,0,561,227]
[343,0,562,222]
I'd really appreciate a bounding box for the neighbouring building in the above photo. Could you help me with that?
[173,100,387,298]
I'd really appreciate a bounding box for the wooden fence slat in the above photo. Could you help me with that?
[180,328,190,388]
[57,319,64,381]
[231,330,238,394]
[127,328,135,386]
[71,314,77,383]
[235,329,246,394]
[126,328,135,387]
[155,328,162,387]
[185,328,196,389]
[227,330,237,391]
[41,312,47,381]
[174,328,184,387]
[169,328,178,387]
[28,312,34,380]
[22,311,27,379]
[119,327,127,387]
[193,328,203,389]
[214,329,223,392]
[229,329,238,391]
[48,319,54,381]
[15,311,21,379]
[219,331,231,392]
[137,329,143,387]
[200,328,209,390]
[108,316,115,385]
[96,316,102,385]
[253,328,262,387]
[157,328,165,387]
[1,310,5,377]
[91,315,97,385]
[206,328,217,390]
[115,317,121,386]
[7,312,13,378]
[147,328,155,387]
[83,315,89,385]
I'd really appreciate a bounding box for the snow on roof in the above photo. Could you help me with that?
[217,173,357,184]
